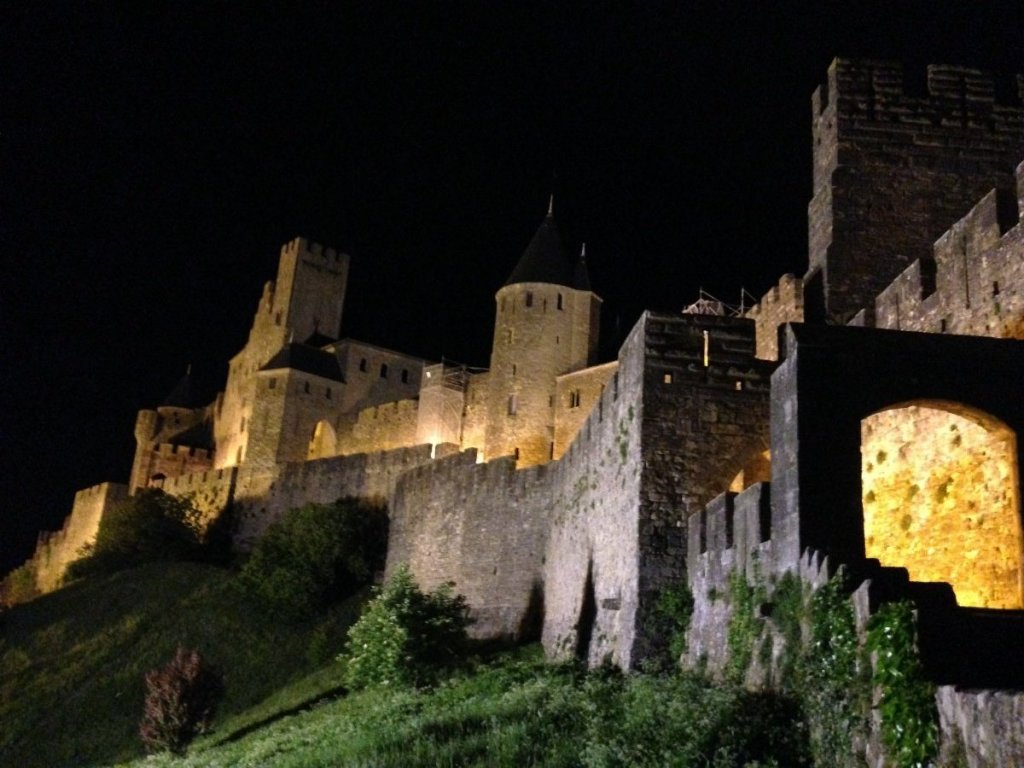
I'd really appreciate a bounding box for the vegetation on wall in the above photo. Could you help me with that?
[652,581,695,666]
[725,569,765,684]
[799,573,869,768]
[65,489,204,580]
[237,497,387,621]
[722,568,937,768]
[866,601,939,768]
[0,563,39,608]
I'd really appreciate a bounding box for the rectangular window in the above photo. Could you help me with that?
[512,364,517,376]
[359,358,367,372]
[507,329,513,344]
[380,363,389,378]
[557,293,563,310]
[525,291,533,307]
[326,387,332,399]
[570,390,581,408]
[269,378,277,390]
[508,394,518,416]
[401,369,409,383]
[663,373,673,384]
[303,381,310,393]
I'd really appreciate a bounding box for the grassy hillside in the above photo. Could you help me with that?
[2,562,811,767]
[0,562,364,767]
[117,648,809,768]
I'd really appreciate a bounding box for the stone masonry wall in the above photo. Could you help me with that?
[553,361,618,460]
[388,451,550,641]
[344,398,420,455]
[685,484,772,676]
[745,274,804,361]
[156,466,238,527]
[937,686,1024,767]
[873,162,1024,339]
[633,314,773,661]
[231,443,450,548]
[31,483,129,592]
[543,319,646,668]
[808,59,1024,324]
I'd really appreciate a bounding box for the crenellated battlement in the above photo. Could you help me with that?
[745,274,804,361]
[871,161,1024,339]
[813,58,1024,120]
[280,236,346,264]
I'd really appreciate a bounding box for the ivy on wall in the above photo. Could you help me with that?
[720,569,937,768]
[866,601,939,768]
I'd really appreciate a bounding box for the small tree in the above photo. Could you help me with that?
[66,489,203,579]
[0,562,40,608]
[139,646,224,755]
[238,497,387,621]
[342,564,472,689]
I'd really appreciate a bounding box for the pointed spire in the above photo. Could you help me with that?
[572,243,592,291]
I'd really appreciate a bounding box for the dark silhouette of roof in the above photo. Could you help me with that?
[168,418,214,451]
[261,343,345,382]
[505,205,595,292]
[160,369,202,408]
[303,330,336,349]
[572,244,592,292]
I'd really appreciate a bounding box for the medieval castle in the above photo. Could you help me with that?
[8,59,1024,765]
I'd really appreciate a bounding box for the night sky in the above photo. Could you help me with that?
[3,2,1023,573]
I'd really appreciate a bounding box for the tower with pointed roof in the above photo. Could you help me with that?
[484,199,602,466]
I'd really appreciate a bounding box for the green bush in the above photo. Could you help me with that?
[66,489,203,580]
[237,497,387,621]
[0,563,40,607]
[342,564,471,689]
[867,601,938,768]
[139,646,224,755]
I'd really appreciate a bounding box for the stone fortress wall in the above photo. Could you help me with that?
[806,59,1024,325]
[30,483,129,593]
[9,56,1024,768]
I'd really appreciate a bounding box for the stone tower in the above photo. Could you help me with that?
[484,201,601,466]
[807,59,1024,324]
[213,238,350,468]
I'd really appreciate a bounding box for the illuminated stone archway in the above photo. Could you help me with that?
[861,401,1023,609]
[307,420,337,460]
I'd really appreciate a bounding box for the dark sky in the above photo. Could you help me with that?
[2,2,1023,573]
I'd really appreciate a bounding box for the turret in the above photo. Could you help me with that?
[484,199,602,466]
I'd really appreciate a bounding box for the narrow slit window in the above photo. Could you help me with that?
[380,363,389,379]
[525,291,534,307]
[508,394,518,416]
[557,293,563,310]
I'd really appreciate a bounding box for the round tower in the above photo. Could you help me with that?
[484,199,601,466]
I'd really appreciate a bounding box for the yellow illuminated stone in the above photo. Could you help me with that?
[861,402,1023,609]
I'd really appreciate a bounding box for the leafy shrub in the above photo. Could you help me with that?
[0,562,40,607]
[654,581,695,664]
[342,564,471,689]
[66,489,203,579]
[867,601,938,768]
[139,646,224,755]
[238,497,387,621]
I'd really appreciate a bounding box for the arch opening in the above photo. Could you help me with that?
[307,420,337,460]
[861,401,1023,609]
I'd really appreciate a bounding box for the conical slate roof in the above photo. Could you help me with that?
[504,199,597,292]
[161,369,201,408]
[571,244,592,292]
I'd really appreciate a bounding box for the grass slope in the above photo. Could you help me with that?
[0,562,365,768]
[117,649,810,768]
